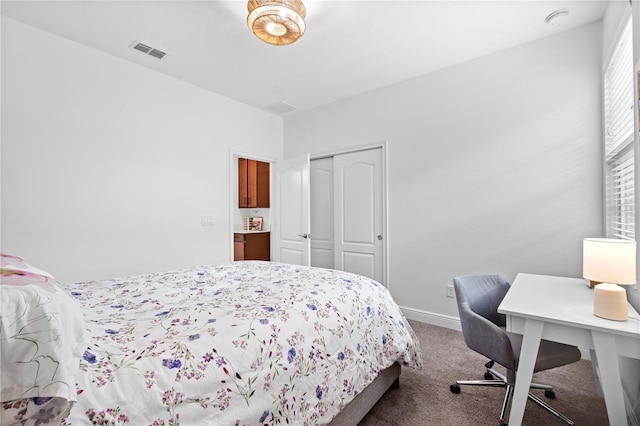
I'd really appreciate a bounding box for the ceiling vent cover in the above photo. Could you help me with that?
[130,41,167,60]
[264,101,297,115]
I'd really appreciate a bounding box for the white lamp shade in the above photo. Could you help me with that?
[583,238,637,285]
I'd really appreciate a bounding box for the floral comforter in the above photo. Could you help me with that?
[56,261,421,425]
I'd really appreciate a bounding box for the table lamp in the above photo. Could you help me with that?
[583,238,637,321]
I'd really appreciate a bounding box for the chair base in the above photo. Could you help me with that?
[450,367,574,425]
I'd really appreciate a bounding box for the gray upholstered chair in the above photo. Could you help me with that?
[449,275,581,425]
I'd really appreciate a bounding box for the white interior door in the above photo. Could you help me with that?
[310,157,334,269]
[272,155,310,266]
[333,148,384,282]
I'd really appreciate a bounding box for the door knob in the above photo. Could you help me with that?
[377,235,383,240]
[298,233,310,239]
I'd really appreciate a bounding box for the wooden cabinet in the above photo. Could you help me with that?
[234,232,270,261]
[238,158,270,208]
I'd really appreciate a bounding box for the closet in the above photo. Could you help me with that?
[310,147,384,282]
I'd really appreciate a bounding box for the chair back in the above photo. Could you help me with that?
[453,275,516,371]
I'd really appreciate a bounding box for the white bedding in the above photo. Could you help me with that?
[2,260,422,425]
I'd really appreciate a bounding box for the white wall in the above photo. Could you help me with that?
[1,17,283,283]
[284,22,603,321]
[1,16,605,321]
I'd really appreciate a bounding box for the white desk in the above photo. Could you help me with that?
[498,273,640,426]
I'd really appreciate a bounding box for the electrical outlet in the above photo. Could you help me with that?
[446,284,455,298]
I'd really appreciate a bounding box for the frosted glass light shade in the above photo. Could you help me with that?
[583,238,636,285]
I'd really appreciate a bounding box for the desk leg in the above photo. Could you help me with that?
[508,319,544,426]
[589,349,604,397]
[592,331,627,426]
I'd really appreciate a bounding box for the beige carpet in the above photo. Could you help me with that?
[359,320,609,426]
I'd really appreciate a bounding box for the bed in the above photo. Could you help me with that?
[1,254,422,425]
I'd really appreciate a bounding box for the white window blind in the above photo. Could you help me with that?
[603,16,635,240]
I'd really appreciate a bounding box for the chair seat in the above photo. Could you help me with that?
[508,332,582,373]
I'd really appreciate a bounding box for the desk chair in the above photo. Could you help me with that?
[449,275,581,425]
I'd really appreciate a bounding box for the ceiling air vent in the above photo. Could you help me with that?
[130,41,167,60]
[264,101,297,115]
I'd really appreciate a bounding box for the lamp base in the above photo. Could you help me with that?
[586,279,601,289]
[593,283,628,321]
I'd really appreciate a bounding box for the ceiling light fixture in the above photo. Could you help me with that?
[545,9,569,26]
[247,0,306,46]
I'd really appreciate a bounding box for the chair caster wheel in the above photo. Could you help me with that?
[484,372,493,380]
[450,384,461,394]
[544,389,556,399]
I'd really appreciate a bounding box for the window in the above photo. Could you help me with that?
[603,16,635,240]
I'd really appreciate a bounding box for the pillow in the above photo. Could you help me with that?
[1,254,89,405]
[1,253,57,283]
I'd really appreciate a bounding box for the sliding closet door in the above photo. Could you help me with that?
[333,148,384,283]
[310,157,334,269]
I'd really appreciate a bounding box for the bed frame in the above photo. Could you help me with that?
[327,363,401,425]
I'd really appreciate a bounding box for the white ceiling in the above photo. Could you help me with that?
[1,1,609,115]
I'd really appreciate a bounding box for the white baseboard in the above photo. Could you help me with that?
[400,306,461,331]
[579,348,592,361]
[400,306,591,361]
